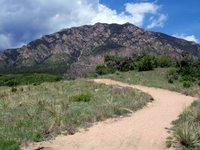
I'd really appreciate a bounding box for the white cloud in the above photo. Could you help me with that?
[0,0,167,50]
[147,14,167,29]
[173,34,199,43]
[92,2,166,27]
[0,34,12,50]
[125,2,159,14]
[124,2,161,26]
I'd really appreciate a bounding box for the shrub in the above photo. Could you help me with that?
[183,81,191,88]
[98,54,178,74]
[104,55,135,72]
[170,122,200,149]
[157,55,176,68]
[137,55,155,71]
[95,65,115,75]
[0,140,20,150]
[181,75,192,82]
[0,73,62,87]
[167,101,200,149]
[168,78,174,84]
[11,87,17,92]
[71,93,93,102]
[32,132,43,142]
[99,54,200,88]
[167,68,179,80]
[6,80,18,87]
[104,55,116,62]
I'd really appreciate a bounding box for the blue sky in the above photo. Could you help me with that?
[100,0,200,42]
[0,0,199,50]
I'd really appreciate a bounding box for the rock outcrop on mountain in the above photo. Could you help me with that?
[0,23,200,75]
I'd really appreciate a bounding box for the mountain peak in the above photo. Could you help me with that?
[0,23,200,75]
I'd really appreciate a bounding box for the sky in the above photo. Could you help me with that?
[0,0,199,50]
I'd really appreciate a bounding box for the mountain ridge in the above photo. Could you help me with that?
[0,22,200,75]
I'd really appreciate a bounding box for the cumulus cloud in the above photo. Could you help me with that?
[173,34,199,43]
[0,0,167,50]
[147,14,167,29]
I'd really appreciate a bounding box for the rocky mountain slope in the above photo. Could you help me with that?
[0,23,200,75]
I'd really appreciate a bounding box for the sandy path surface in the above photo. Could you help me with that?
[23,79,195,150]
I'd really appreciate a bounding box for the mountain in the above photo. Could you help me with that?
[0,23,200,75]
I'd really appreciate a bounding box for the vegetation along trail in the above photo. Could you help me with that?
[24,79,195,150]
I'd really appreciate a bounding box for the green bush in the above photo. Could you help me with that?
[137,55,155,71]
[168,78,174,84]
[98,54,178,75]
[183,81,191,88]
[0,73,62,87]
[104,55,135,72]
[157,55,176,68]
[167,68,179,80]
[6,80,19,87]
[181,75,192,82]
[99,54,200,89]
[167,101,200,149]
[32,132,43,142]
[95,65,115,75]
[171,122,200,148]
[71,93,93,102]
[0,140,20,150]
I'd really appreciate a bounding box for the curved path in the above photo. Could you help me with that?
[24,79,195,150]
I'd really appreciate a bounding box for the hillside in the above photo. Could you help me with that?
[0,23,200,75]
[23,79,195,150]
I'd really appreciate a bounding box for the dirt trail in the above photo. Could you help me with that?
[23,79,195,150]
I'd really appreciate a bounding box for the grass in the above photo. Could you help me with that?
[166,100,200,150]
[101,68,200,97]
[70,92,93,102]
[0,140,20,150]
[0,73,62,87]
[0,79,152,149]
[98,68,200,149]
